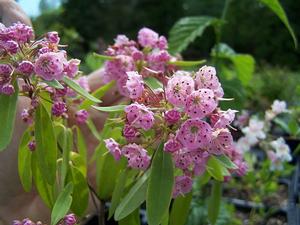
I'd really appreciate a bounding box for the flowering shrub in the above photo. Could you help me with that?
[0,23,247,225]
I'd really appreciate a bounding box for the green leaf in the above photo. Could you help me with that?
[274,118,290,134]
[206,156,224,181]
[70,152,87,177]
[146,144,174,225]
[230,54,255,86]
[43,79,64,89]
[61,128,73,185]
[114,171,150,221]
[216,155,238,169]
[32,154,55,208]
[169,192,193,225]
[18,129,32,192]
[51,183,73,225]
[109,169,128,219]
[260,0,298,48]
[118,209,141,225]
[208,181,222,225]
[80,81,115,110]
[169,16,218,54]
[0,82,18,151]
[35,103,57,185]
[288,119,299,136]
[92,105,127,112]
[63,76,101,103]
[144,77,163,90]
[69,166,89,216]
[76,127,87,167]
[93,52,116,60]
[85,52,105,71]
[86,119,101,141]
[168,59,206,67]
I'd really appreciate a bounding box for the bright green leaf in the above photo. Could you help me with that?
[43,79,64,89]
[114,171,150,221]
[93,52,116,60]
[169,16,218,54]
[260,0,298,48]
[146,144,174,225]
[208,181,222,225]
[274,118,290,134]
[76,127,87,167]
[230,54,255,86]
[216,155,238,169]
[61,128,73,185]
[18,129,32,192]
[206,156,224,181]
[168,59,206,67]
[63,76,101,103]
[144,77,163,90]
[0,82,18,151]
[169,192,193,225]
[35,103,57,185]
[51,183,73,225]
[92,105,126,112]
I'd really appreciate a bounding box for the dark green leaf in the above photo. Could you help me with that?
[144,77,163,90]
[208,181,222,225]
[260,0,297,48]
[114,171,150,221]
[168,59,206,67]
[35,103,57,185]
[80,81,115,110]
[93,52,115,60]
[109,169,128,219]
[0,82,18,151]
[118,209,140,225]
[18,129,32,192]
[169,16,218,54]
[169,192,193,225]
[288,119,299,136]
[146,144,174,225]
[51,183,73,225]
[43,79,64,89]
[63,76,101,103]
[92,105,126,112]
[216,155,238,169]
[274,118,290,134]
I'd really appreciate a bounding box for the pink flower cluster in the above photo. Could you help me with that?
[13,214,76,225]
[104,63,247,198]
[101,27,176,97]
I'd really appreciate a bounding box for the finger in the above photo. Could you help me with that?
[0,0,32,26]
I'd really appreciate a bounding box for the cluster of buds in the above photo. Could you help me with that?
[0,22,90,150]
[235,100,291,170]
[12,218,43,225]
[12,214,76,225]
[104,55,247,197]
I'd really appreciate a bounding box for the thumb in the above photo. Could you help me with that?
[0,0,31,26]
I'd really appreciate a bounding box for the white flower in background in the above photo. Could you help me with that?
[236,137,252,152]
[267,150,284,171]
[271,100,288,115]
[234,110,250,128]
[242,117,266,140]
[265,110,276,121]
[270,137,292,162]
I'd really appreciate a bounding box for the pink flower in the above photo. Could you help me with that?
[208,130,233,155]
[164,109,181,124]
[166,71,195,107]
[185,89,217,119]
[177,119,212,150]
[125,71,144,99]
[1,84,15,95]
[7,22,33,43]
[35,52,66,81]
[76,76,90,92]
[64,59,80,78]
[122,143,150,170]
[1,40,18,54]
[164,134,182,153]
[212,109,237,128]
[125,103,155,130]
[75,110,89,124]
[0,64,13,77]
[173,149,193,170]
[51,101,67,117]
[64,214,77,225]
[138,27,159,48]
[28,140,36,151]
[104,138,122,161]
[21,109,32,124]
[123,124,138,141]
[46,31,60,44]
[17,61,34,76]
[157,36,168,50]
[172,175,193,198]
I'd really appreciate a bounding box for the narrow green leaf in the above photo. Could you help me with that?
[92,105,126,112]
[0,82,18,151]
[51,183,73,225]
[109,169,128,219]
[63,76,101,103]
[206,156,224,181]
[169,192,193,225]
[80,81,115,110]
[93,52,116,60]
[86,119,101,141]
[208,181,222,225]
[70,152,87,177]
[146,144,174,225]
[168,59,206,67]
[114,171,150,221]
[18,129,32,192]
[43,79,64,89]
[76,127,87,166]
[288,119,299,136]
[61,128,73,185]
[260,0,298,48]
[69,166,89,216]
[118,208,141,225]
[169,16,218,53]
[35,103,57,185]
[274,118,290,134]
[216,155,238,169]
[144,77,163,90]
